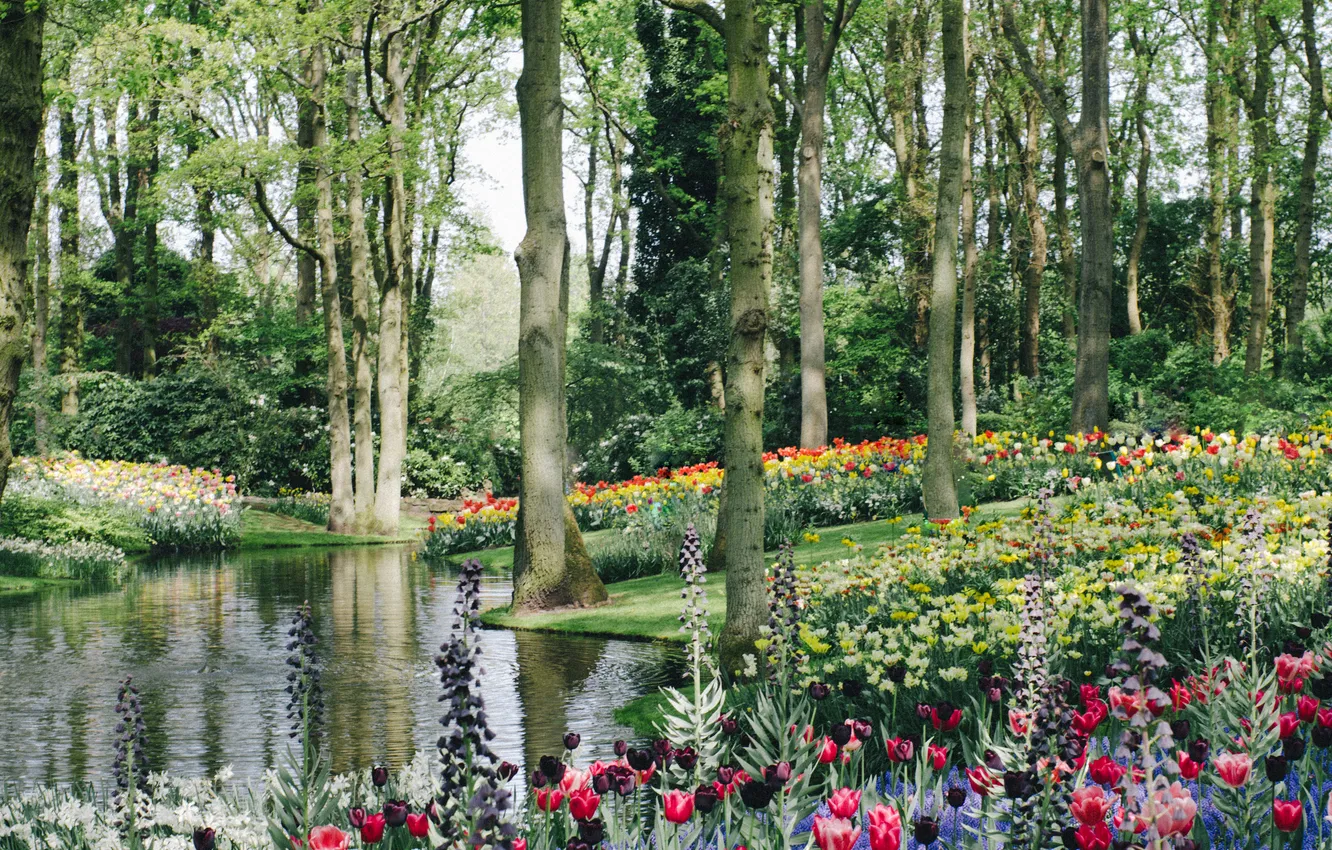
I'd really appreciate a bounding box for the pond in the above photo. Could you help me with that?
[0,545,683,785]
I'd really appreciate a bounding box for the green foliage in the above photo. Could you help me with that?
[0,490,148,552]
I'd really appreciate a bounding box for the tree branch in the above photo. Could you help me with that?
[253,177,319,260]
[999,2,1075,146]
[659,0,724,37]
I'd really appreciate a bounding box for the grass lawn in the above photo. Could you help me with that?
[0,574,72,596]
[238,508,424,550]
[478,496,1036,643]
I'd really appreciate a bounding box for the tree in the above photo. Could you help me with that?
[0,0,44,501]
[1124,24,1157,336]
[511,0,609,612]
[922,0,967,519]
[1235,0,1276,375]
[660,0,774,674]
[1002,0,1114,431]
[795,0,860,448]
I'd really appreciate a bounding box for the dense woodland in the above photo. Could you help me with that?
[0,0,1330,640]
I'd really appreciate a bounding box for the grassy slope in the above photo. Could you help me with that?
[479,497,1036,641]
[0,574,72,596]
[238,509,424,550]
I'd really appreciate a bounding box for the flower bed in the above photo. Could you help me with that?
[10,454,241,551]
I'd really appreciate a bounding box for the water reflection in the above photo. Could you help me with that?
[0,545,682,785]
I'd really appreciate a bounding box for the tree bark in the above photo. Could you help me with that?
[1286,0,1325,373]
[346,29,377,526]
[1241,0,1275,375]
[295,23,318,324]
[55,104,81,416]
[1016,99,1046,378]
[960,77,978,437]
[311,40,355,533]
[1204,8,1231,363]
[30,128,48,453]
[1125,26,1153,336]
[0,0,43,501]
[923,0,966,519]
[512,0,608,612]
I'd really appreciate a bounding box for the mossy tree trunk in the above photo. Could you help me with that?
[511,0,608,612]
[0,0,43,502]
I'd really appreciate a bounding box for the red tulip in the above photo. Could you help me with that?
[885,737,914,763]
[1169,680,1193,712]
[663,789,694,824]
[406,813,429,839]
[1299,695,1320,723]
[1320,707,1332,728]
[569,787,600,821]
[813,816,861,850]
[1177,751,1203,780]
[1214,752,1252,788]
[1087,756,1126,786]
[1079,684,1101,706]
[930,703,962,732]
[827,788,861,819]
[818,737,839,764]
[926,744,948,771]
[307,826,351,850]
[514,841,527,850]
[1274,798,1304,832]
[359,813,386,845]
[965,765,998,796]
[1280,712,1301,739]
[867,803,902,850]
[1069,786,1111,826]
[1074,822,1112,850]
[536,788,565,812]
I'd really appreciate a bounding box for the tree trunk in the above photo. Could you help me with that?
[372,30,411,537]
[55,105,81,417]
[30,130,48,453]
[1125,27,1152,337]
[1204,11,1230,363]
[311,40,355,533]
[1286,0,1324,373]
[923,0,965,520]
[139,103,160,375]
[1016,100,1046,379]
[346,29,376,525]
[1053,133,1076,339]
[511,0,608,612]
[295,34,318,324]
[1242,1,1275,376]
[960,78,978,437]
[0,0,43,501]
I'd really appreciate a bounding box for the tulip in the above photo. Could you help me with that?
[626,749,653,771]
[1316,725,1332,749]
[831,723,852,746]
[613,740,628,757]
[540,755,567,783]
[1285,736,1307,761]
[813,816,862,850]
[676,746,699,770]
[498,761,519,781]
[945,787,967,808]
[514,840,527,850]
[1265,755,1289,783]
[1280,712,1301,739]
[885,737,914,763]
[406,813,430,839]
[564,732,582,750]
[852,719,873,740]
[965,765,998,796]
[307,826,351,850]
[1299,695,1320,723]
[1213,752,1253,788]
[371,766,389,787]
[842,680,864,698]
[1188,738,1210,763]
[818,736,839,764]
[867,803,902,850]
[931,702,962,732]
[1074,822,1112,850]
[926,743,948,771]
[717,765,735,785]
[193,828,216,850]
[383,800,408,829]
[1079,684,1101,706]
[347,808,366,829]
[1004,770,1035,800]
[1149,781,1197,838]
[536,788,565,811]
[578,819,605,843]
[809,682,831,700]
[1177,751,1203,780]
[360,813,387,845]
[569,787,600,821]
[739,780,774,809]
[663,789,694,824]
[913,817,939,845]
[1274,798,1304,832]
[694,784,719,814]
[827,787,861,819]
[763,761,792,787]
[1008,709,1031,737]
[1069,786,1111,826]
[1087,756,1125,786]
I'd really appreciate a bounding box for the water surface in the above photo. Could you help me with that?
[0,545,682,785]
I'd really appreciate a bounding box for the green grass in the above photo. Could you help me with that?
[613,686,688,738]
[479,497,1038,643]
[238,509,422,550]
[0,574,72,596]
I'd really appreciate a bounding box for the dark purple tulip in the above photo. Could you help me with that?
[716,765,735,785]
[384,800,409,828]
[1170,720,1190,741]
[841,679,864,698]
[1315,725,1332,749]
[1061,826,1079,850]
[809,682,831,700]
[348,808,367,829]
[371,765,389,787]
[593,772,611,794]
[626,748,653,771]
[1187,738,1210,763]
[720,717,740,735]
[831,722,852,747]
[613,740,628,757]
[1315,676,1332,700]
[886,665,906,683]
[762,761,792,788]
[675,746,698,770]
[1265,755,1288,783]
[498,761,519,781]
[977,659,994,676]
[694,784,719,814]
[540,755,566,783]
[1284,736,1307,761]
[577,818,605,843]
[566,841,591,850]
[193,828,216,850]
[564,732,582,750]
[914,817,939,845]
[852,719,873,740]
[946,787,967,808]
[531,770,548,788]
[915,702,934,721]
[984,749,1005,770]
[739,779,774,809]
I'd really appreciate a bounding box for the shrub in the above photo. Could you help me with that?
[0,537,128,581]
